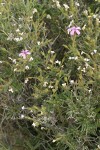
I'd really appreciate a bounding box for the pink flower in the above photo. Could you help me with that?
[67,26,81,36]
[19,50,31,59]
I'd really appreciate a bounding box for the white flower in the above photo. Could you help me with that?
[84,58,90,62]
[69,15,73,18]
[77,66,81,70]
[37,41,41,45]
[14,68,17,72]
[56,1,61,8]
[68,20,74,27]
[48,85,53,89]
[1,3,5,5]
[74,56,78,60]
[0,61,2,63]
[21,106,25,110]
[20,114,24,119]
[75,2,80,6]
[70,80,74,84]
[14,37,23,42]
[62,83,66,87]
[98,145,100,149]
[81,68,86,73]
[63,4,69,10]
[41,127,45,130]
[29,57,34,61]
[24,78,29,84]
[32,122,36,127]
[50,51,55,54]
[81,51,85,55]
[85,63,89,68]
[33,8,37,14]
[83,10,88,15]
[47,66,50,69]
[12,23,16,26]
[94,49,97,53]
[30,110,33,113]
[41,111,43,115]
[16,29,20,32]
[30,16,33,19]
[19,37,23,41]
[61,65,64,68]
[93,14,98,18]
[82,24,86,30]
[69,57,72,60]
[68,56,78,60]
[19,17,23,21]
[91,52,94,55]
[9,88,14,93]
[55,60,61,65]
[43,82,48,87]
[19,32,23,35]
[47,14,51,19]
[25,65,29,70]
[52,139,56,143]
[19,24,22,28]
[12,59,16,64]
[88,89,92,93]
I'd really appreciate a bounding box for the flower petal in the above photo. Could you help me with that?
[19,53,23,57]
[76,27,81,30]
[67,28,72,34]
[76,29,80,35]
[70,30,75,36]
[22,54,26,59]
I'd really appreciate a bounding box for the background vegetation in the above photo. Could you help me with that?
[0,0,100,149]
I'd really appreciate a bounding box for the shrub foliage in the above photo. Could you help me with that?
[0,0,100,149]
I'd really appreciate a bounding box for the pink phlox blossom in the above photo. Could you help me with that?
[19,50,31,59]
[67,26,81,36]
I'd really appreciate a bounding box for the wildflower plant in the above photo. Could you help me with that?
[0,0,100,150]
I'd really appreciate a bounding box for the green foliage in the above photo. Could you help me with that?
[0,0,100,149]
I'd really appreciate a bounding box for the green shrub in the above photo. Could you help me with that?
[0,0,100,149]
